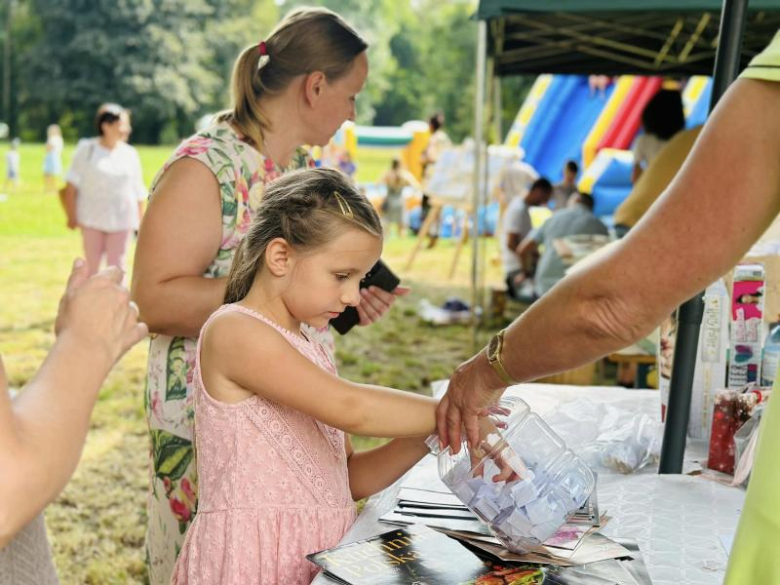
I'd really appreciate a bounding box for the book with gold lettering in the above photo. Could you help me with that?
[307,524,545,585]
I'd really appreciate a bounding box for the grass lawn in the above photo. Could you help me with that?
[1,141,515,584]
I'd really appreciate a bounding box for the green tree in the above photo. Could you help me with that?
[22,0,221,143]
[203,0,280,115]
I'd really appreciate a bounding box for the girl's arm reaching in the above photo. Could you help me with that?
[201,311,438,438]
[344,436,430,501]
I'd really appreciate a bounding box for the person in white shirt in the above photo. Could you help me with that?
[62,104,146,276]
[495,152,539,209]
[501,178,552,299]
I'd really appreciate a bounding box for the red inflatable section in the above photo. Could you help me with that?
[596,76,664,153]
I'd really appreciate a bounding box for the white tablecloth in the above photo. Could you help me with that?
[313,383,745,585]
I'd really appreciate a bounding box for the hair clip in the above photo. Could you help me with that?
[257,41,270,70]
[333,191,354,219]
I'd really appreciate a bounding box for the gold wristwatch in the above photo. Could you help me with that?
[486,329,516,385]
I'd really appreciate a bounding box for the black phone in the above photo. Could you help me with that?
[330,260,401,335]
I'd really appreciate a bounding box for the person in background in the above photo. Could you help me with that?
[588,75,612,98]
[42,124,64,194]
[419,111,451,248]
[517,192,608,299]
[379,158,420,237]
[552,159,579,211]
[131,9,406,583]
[613,126,702,238]
[338,150,357,179]
[502,178,552,300]
[61,104,146,277]
[437,30,780,584]
[632,88,685,184]
[3,138,21,193]
[0,259,146,584]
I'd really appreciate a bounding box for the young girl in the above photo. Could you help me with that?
[43,123,63,194]
[171,168,440,584]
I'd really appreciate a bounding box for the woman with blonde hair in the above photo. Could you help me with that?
[131,8,407,583]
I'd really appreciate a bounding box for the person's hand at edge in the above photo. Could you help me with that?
[55,259,148,365]
[356,285,411,326]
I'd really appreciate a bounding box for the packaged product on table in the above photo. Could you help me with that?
[707,386,770,474]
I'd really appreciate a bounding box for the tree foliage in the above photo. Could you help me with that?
[0,0,522,144]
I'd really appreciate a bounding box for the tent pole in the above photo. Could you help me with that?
[659,0,749,475]
[471,20,488,351]
[493,76,502,143]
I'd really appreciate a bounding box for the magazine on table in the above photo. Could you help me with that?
[308,524,543,584]
[309,525,651,585]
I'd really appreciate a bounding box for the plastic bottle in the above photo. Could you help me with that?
[760,322,780,386]
[425,398,595,553]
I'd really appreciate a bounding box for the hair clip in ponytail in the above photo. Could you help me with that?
[257,41,270,70]
[333,191,354,219]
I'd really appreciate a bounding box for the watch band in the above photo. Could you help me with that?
[487,330,517,385]
[490,352,516,385]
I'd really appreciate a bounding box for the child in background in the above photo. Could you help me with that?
[43,124,64,194]
[338,150,357,178]
[378,158,420,237]
[171,168,448,584]
[4,138,21,193]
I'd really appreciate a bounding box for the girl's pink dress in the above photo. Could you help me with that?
[171,304,356,584]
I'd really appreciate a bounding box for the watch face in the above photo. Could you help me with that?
[487,334,499,361]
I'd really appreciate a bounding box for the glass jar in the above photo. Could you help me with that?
[426,398,595,552]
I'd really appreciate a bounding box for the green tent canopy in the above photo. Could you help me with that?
[477,0,780,76]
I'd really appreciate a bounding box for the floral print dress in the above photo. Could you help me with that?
[143,121,334,585]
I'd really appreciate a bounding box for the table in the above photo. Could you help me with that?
[313,383,746,585]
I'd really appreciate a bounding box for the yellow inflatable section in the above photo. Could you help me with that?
[581,76,635,169]
[682,76,710,118]
[504,75,553,148]
[577,148,633,194]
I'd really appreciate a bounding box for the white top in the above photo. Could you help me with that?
[633,133,668,168]
[501,196,533,273]
[47,135,63,153]
[6,151,19,173]
[499,159,539,201]
[66,138,146,232]
[0,514,60,585]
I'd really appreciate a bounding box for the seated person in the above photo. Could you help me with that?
[552,160,579,211]
[613,126,702,238]
[502,178,552,299]
[518,192,609,298]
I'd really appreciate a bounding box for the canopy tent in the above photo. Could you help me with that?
[478,0,780,76]
[471,0,780,474]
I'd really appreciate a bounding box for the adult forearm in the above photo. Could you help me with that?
[500,264,657,385]
[482,79,780,391]
[0,334,113,544]
[348,437,430,500]
[133,276,226,338]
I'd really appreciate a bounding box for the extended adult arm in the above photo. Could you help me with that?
[439,78,780,449]
[0,263,147,546]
